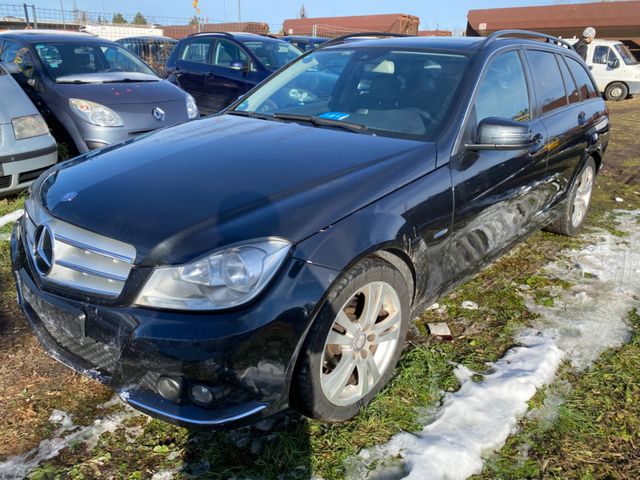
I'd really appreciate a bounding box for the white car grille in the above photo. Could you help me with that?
[24,198,136,298]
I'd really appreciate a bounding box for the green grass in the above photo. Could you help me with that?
[476,309,640,480]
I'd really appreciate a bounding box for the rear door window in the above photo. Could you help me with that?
[557,55,580,104]
[474,50,530,124]
[179,38,213,64]
[566,57,599,100]
[526,50,567,114]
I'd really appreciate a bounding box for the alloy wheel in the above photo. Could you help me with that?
[571,164,594,228]
[320,281,402,406]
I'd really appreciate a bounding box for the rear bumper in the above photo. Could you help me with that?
[11,219,337,428]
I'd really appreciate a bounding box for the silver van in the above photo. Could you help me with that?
[0,62,57,197]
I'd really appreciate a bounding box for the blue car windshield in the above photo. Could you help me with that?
[233,47,469,140]
[35,42,156,81]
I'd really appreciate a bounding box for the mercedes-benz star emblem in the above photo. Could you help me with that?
[33,224,54,276]
[152,107,166,122]
[60,191,77,202]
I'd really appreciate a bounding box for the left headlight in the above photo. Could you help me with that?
[69,98,124,127]
[135,238,291,311]
[12,114,49,140]
[186,93,199,119]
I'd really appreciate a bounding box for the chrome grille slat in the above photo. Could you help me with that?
[25,202,136,298]
[55,259,129,282]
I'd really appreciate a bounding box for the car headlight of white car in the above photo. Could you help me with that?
[11,114,49,140]
[186,93,199,119]
[69,98,124,127]
[136,238,291,310]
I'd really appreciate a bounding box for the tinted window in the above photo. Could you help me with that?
[180,38,212,64]
[557,55,580,104]
[566,57,599,99]
[475,50,530,123]
[527,50,567,114]
[243,40,301,70]
[212,39,249,68]
[0,40,20,63]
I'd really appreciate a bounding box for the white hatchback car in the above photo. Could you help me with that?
[0,62,57,197]
[568,39,640,101]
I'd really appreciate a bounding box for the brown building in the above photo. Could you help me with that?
[467,1,640,56]
[418,30,452,37]
[282,14,419,38]
[162,22,270,40]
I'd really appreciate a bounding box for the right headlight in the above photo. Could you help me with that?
[135,238,291,311]
[69,98,124,127]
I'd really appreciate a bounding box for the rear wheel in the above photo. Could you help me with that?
[293,257,410,422]
[547,157,596,236]
[604,82,628,101]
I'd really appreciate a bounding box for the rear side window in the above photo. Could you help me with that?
[474,50,530,123]
[557,55,580,104]
[180,38,212,64]
[526,50,567,114]
[566,57,599,99]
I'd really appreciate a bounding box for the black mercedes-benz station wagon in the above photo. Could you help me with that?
[11,30,609,428]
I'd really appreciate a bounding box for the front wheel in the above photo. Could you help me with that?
[293,257,410,422]
[547,157,596,236]
[604,82,628,101]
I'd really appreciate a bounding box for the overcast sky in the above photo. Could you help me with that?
[33,0,602,33]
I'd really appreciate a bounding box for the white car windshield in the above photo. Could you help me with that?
[231,47,468,140]
[613,44,638,65]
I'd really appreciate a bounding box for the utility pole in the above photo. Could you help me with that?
[237,0,241,22]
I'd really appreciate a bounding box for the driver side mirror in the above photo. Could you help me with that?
[465,117,535,151]
[608,57,620,69]
[230,61,247,72]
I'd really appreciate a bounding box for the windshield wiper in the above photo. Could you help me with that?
[272,113,369,133]
[226,110,280,121]
[102,78,158,83]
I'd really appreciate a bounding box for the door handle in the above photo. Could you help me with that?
[578,111,587,126]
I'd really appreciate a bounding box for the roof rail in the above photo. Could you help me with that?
[481,29,575,51]
[318,32,411,49]
[187,31,234,38]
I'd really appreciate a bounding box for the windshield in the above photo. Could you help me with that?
[613,43,638,65]
[242,40,302,70]
[232,48,468,140]
[35,42,156,80]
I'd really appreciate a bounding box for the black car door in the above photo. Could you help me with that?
[172,37,215,114]
[523,49,594,210]
[207,39,261,112]
[448,49,550,278]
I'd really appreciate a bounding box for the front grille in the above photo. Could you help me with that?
[0,175,11,189]
[18,166,49,184]
[24,198,136,298]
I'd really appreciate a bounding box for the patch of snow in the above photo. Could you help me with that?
[0,406,138,479]
[348,211,640,480]
[614,197,624,203]
[152,470,179,480]
[0,209,23,230]
[427,303,447,314]
[461,301,478,310]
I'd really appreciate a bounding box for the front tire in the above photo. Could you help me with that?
[547,157,596,236]
[604,82,628,101]
[293,257,410,422]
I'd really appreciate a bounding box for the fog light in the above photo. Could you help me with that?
[156,376,182,402]
[190,384,214,406]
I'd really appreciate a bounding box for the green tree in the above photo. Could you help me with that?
[132,12,147,25]
[111,13,127,24]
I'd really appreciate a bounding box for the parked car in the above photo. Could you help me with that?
[166,32,302,115]
[116,36,177,78]
[11,31,608,428]
[568,38,640,101]
[282,35,328,51]
[0,30,198,155]
[0,62,57,197]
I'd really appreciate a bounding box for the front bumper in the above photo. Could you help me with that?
[11,219,337,428]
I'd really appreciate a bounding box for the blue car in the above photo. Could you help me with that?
[166,32,302,115]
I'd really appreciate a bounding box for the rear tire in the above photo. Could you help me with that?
[293,257,410,422]
[604,82,628,101]
[547,157,596,237]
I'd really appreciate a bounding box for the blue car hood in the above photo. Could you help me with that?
[39,114,438,265]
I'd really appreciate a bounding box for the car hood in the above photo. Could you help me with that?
[51,78,184,105]
[38,114,438,266]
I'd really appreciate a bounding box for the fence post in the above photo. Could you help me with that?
[31,5,38,28]
[22,3,30,27]
[60,0,67,29]
[312,24,317,36]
